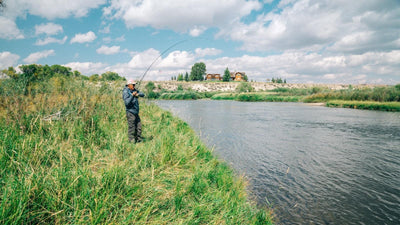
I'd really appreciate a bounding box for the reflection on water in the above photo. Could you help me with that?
[156,100,400,225]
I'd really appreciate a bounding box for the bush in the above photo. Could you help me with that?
[236,82,253,93]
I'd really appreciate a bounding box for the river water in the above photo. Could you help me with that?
[155,100,400,225]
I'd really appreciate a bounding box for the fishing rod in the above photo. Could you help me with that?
[135,38,194,89]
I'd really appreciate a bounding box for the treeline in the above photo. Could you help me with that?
[170,62,249,82]
[0,64,125,96]
[171,62,206,81]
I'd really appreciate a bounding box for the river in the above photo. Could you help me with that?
[155,100,400,225]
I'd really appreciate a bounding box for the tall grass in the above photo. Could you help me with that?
[304,86,400,103]
[0,79,273,224]
[210,92,301,102]
[326,100,400,111]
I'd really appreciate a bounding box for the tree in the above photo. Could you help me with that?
[101,71,124,81]
[235,82,254,93]
[223,67,230,82]
[1,67,17,79]
[177,73,184,81]
[50,64,72,77]
[89,74,100,82]
[184,72,189,82]
[243,74,248,82]
[190,62,206,81]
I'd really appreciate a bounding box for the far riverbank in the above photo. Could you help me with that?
[141,81,400,111]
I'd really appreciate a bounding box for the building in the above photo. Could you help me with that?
[230,72,246,81]
[205,73,222,81]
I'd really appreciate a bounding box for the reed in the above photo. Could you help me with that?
[0,79,273,224]
[326,100,400,111]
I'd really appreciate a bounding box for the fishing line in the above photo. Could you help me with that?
[135,37,212,88]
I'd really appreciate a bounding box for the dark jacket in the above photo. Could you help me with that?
[123,86,145,114]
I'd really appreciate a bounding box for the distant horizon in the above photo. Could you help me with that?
[1,0,399,84]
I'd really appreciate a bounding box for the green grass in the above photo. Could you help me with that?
[210,93,238,100]
[326,100,400,111]
[159,91,202,100]
[210,92,302,102]
[236,93,302,102]
[0,80,273,224]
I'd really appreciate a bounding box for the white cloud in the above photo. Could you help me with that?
[128,48,160,68]
[0,16,24,40]
[0,52,20,69]
[217,0,400,53]
[158,51,195,69]
[104,0,261,34]
[35,36,68,46]
[23,50,55,64]
[189,26,207,37]
[96,45,121,55]
[3,0,106,20]
[70,31,97,44]
[63,62,108,75]
[99,24,111,34]
[64,47,400,84]
[35,23,63,36]
[195,48,223,57]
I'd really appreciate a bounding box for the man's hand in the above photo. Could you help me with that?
[132,91,139,97]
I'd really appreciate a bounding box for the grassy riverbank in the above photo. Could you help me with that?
[326,100,400,111]
[211,92,302,102]
[0,79,273,224]
[148,82,400,111]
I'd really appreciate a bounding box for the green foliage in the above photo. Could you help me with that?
[89,74,100,82]
[223,67,231,82]
[236,82,254,93]
[177,84,184,91]
[326,100,400,111]
[270,77,284,83]
[304,86,400,103]
[144,81,159,99]
[190,62,206,81]
[243,74,248,82]
[159,91,202,100]
[1,67,17,79]
[211,93,238,100]
[184,72,189,82]
[101,71,125,81]
[4,64,74,95]
[177,73,184,81]
[0,78,273,224]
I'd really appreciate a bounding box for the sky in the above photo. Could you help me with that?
[0,0,399,84]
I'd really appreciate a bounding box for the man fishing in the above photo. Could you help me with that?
[123,79,145,143]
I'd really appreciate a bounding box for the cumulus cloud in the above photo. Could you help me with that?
[0,52,20,69]
[217,0,400,53]
[0,16,24,40]
[2,0,106,20]
[64,62,108,75]
[104,0,261,34]
[64,47,400,84]
[35,36,68,46]
[96,45,121,55]
[23,50,55,64]
[195,48,223,57]
[35,23,63,36]
[70,31,97,44]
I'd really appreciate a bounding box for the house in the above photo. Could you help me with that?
[230,72,246,81]
[205,73,222,81]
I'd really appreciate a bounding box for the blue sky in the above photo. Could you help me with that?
[0,0,399,84]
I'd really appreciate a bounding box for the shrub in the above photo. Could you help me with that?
[236,82,254,93]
